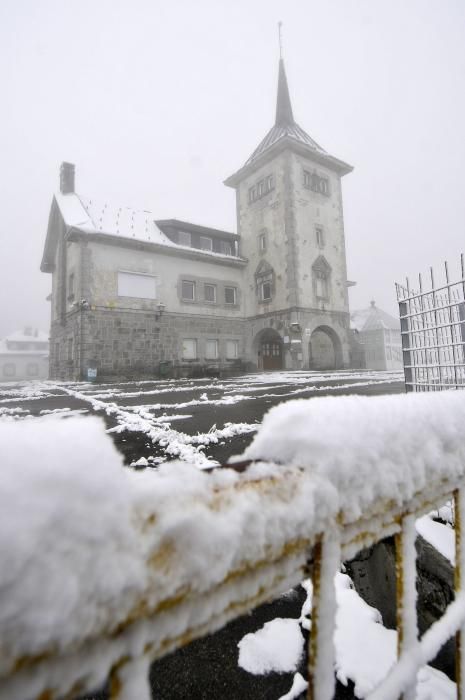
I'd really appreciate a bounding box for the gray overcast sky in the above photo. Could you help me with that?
[1,0,464,338]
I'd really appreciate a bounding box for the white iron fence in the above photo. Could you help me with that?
[396,254,465,392]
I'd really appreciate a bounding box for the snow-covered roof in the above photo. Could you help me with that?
[54,192,173,246]
[351,302,400,332]
[244,122,327,167]
[5,329,49,344]
[48,193,244,268]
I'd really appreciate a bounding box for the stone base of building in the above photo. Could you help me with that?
[49,306,353,382]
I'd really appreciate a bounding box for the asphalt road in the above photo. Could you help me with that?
[0,370,405,700]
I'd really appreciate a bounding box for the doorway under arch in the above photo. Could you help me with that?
[309,326,343,370]
[255,328,284,371]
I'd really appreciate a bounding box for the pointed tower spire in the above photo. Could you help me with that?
[275,59,294,127]
[275,23,294,127]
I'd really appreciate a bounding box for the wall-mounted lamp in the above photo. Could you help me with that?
[155,302,166,320]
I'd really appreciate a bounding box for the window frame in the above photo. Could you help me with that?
[205,339,219,360]
[117,270,157,300]
[181,280,196,302]
[316,226,325,248]
[204,283,217,304]
[178,231,192,247]
[226,339,239,360]
[199,236,213,251]
[224,286,237,305]
[182,338,197,360]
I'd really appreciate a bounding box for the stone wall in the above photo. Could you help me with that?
[50,308,247,381]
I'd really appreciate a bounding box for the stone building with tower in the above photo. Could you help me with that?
[41,58,354,381]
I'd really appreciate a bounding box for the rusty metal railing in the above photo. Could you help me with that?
[2,399,465,699]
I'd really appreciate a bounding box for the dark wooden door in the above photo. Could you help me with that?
[261,341,283,370]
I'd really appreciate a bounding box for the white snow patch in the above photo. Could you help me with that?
[278,672,308,700]
[238,618,304,674]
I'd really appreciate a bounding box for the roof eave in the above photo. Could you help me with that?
[224,137,353,188]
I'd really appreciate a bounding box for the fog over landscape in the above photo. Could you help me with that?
[1,0,464,338]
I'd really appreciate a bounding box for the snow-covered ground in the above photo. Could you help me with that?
[2,384,463,700]
[0,369,404,468]
[239,570,455,699]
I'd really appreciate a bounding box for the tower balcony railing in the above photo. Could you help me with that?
[2,390,465,700]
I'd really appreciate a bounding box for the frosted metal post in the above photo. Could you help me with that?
[395,514,418,700]
[308,534,341,700]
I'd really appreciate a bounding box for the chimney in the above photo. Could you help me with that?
[60,162,75,194]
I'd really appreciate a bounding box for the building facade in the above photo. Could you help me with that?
[0,328,49,381]
[351,301,403,371]
[42,59,354,381]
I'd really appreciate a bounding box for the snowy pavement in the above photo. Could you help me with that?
[0,369,404,468]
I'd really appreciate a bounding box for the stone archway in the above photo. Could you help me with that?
[254,328,284,371]
[309,326,343,370]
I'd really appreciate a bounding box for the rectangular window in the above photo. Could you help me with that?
[118,271,157,299]
[261,281,272,301]
[200,236,212,251]
[182,338,197,360]
[181,280,196,301]
[226,339,239,359]
[248,174,275,204]
[204,284,217,303]
[224,286,237,305]
[315,273,328,299]
[178,231,191,247]
[316,227,325,248]
[259,232,267,252]
[205,339,219,359]
[67,338,74,361]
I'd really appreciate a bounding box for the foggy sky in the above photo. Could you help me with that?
[1,0,464,338]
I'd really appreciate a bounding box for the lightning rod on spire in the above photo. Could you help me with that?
[278,21,283,60]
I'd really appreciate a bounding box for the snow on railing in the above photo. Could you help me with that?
[2,391,465,699]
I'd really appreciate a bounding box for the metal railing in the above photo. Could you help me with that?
[3,396,465,699]
[396,254,465,392]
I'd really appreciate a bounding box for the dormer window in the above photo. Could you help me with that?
[178,231,191,247]
[248,174,275,203]
[200,236,212,251]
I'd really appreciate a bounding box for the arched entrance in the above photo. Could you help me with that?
[255,328,283,371]
[309,326,343,370]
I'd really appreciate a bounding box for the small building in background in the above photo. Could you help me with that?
[0,328,49,382]
[351,302,402,371]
